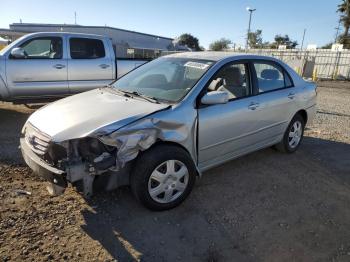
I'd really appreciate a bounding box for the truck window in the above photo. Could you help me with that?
[69,38,105,59]
[16,37,62,59]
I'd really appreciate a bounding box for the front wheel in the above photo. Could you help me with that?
[130,144,196,211]
[275,114,305,153]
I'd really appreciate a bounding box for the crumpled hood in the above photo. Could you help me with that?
[27,88,169,142]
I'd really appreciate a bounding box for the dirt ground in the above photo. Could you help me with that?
[0,82,350,262]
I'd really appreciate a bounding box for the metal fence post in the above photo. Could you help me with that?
[302,50,308,77]
[332,51,340,80]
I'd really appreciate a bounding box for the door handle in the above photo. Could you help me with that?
[53,64,65,69]
[99,64,110,69]
[248,102,259,110]
[288,92,296,99]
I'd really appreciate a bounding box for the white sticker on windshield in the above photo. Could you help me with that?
[184,61,210,70]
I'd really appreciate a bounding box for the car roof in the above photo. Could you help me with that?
[166,51,277,62]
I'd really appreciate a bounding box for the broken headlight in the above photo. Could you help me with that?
[78,138,117,171]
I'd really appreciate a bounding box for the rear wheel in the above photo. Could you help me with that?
[275,114,305,153]
[130,144,196,211]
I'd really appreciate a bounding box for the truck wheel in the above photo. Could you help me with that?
[275,114,305,153]
[130,144,196,211]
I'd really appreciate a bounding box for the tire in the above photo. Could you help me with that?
[275,114,305,153]
[130,144,196,211]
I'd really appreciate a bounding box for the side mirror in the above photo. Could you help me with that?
[201,91,229,105]
[10,47,26,58]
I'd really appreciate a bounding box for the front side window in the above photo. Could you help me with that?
[70,38,105,59]
[207,63,250,100]
[17,37,62,59]
[254,62,291,93]
[113,57,214,103]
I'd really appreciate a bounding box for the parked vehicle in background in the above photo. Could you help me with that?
[20,52,317,210]
[0,32,147,103]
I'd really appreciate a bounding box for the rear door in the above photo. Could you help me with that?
[251,60,297,143]
[67,37,114,94]
[5,36,69,98]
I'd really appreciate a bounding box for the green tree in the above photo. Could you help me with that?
[339,35,350,48]
[270,34,298,49]
[321,42,333,49]
[176,33,201,51]
[337,0,350,48]
[248,30,263,48]
[209,38,232,51]
[338,0,350,36]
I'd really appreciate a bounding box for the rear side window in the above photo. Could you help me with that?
[253,62,292,93]
[69,38,105,59]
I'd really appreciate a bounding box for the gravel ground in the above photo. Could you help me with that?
[0,82,350,262]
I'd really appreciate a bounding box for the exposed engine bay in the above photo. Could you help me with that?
[43,137,130,197]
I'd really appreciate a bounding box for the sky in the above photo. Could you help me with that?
[0,0,342,49]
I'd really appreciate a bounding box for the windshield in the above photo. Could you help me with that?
[112,57,214,103]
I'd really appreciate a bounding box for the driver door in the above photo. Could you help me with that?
[6,36,69,98]
[197,62,263,170]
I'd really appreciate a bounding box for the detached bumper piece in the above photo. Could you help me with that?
[20,137,68,193]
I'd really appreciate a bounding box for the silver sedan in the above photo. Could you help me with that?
[20,52,317,210]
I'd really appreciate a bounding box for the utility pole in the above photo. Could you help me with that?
[335,20,341,43]
[246,7,256,50]
[74,11,77,25]
[300,28,306,50]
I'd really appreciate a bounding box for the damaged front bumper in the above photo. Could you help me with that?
[20,137,68,189]
[20,134,130,197]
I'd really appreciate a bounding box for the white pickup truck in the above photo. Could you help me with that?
[0,32,148,103]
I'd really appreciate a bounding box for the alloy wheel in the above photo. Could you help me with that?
[288,120,302,148]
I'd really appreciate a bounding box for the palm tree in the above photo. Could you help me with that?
[338,0,350,36]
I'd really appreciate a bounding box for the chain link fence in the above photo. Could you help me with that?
[226,49,350,80]
[114,44,184,60]
[111,45,350,81]
[122,47,350,81]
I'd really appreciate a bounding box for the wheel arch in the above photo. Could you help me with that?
[143,139,202,176]
[295,109,308,125]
